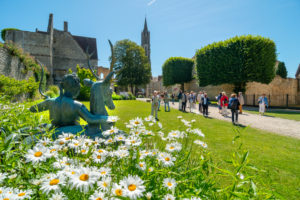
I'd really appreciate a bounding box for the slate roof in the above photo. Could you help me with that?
[72,35,98,60]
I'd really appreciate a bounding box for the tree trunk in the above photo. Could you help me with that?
[234,82,246,94]
[180,83,184,91]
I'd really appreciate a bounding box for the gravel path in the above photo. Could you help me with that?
[137,98,300,139]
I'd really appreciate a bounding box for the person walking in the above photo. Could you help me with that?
[158,92,162,111]
[238,92,244,114]
[197,91,203,113]
[220,92,229,116]
[201,93,210,117]
[171,93,175,105]
[151,91,159,120]
[178,90,183,111]
[181,91,187,112]
[258,94,268,115]
[164,92,170,112]
[229,93,240,125]
[188,92,194,112]
[216,92,222,114]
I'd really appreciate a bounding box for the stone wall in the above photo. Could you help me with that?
[97,66,110,80]
[0,47,33,80]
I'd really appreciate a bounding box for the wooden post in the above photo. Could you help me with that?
[269,94,271,106]
[286,94,289,108]
[253,94,255,106]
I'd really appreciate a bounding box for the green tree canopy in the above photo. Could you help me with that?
[276,61,288,78]
[162,57,194,90]
[195,35,277,92]
[113,39,151,93]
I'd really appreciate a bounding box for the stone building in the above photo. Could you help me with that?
[141,18,151,65]
[4,13,98,84]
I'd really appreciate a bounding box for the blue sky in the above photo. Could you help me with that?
[0,0,299,77]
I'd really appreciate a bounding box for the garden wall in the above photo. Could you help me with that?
[0,47,33,80]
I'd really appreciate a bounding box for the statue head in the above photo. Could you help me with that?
[61,73,80,98]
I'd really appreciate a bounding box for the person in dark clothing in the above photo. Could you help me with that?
[228,93,240,125]
[178,90,183,110]
[181,91,187,112]
[201,93,210,117]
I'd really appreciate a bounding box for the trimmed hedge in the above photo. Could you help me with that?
[162,57,194,90]
[1,28,20,41]
[195,35,276,92]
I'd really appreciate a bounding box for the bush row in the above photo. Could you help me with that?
[112,92,136,100]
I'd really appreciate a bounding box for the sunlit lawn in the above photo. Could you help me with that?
[244,109,300,121]
[97,100,300,199]
[39,100,300,199]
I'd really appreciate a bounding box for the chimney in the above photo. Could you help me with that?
[47,13,53,33]
[64,21,68,32]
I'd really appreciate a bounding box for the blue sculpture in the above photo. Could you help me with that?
[29,40,116,139]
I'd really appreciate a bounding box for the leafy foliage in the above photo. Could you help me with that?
[1,28,20,41]
[113,39,151,93]
[195,35,276,93]
[0,75,39,101]
[71,65,96,101]
[276,61,288,78]
[162,57,194,89]
[45,85,60,98]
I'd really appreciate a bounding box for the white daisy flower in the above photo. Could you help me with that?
[158,152,176,167]
[157,122,163,129]
[163,194,175,200]
[115,149,129,159]
[104,138,115,145]
[166,142,182,152]
[103,126,119,137]
[191,129,205,137]
[111,183,125,198]
[68,167,99,193]
[98,167,111,177]
[125,136,142,147]
[130,117,143,127]
[120,175,146,200]
[177,116,183,119]
[25,145,50,164]
[53,157,75,169]
[49,191,67,200]
[97,177,111,192]
[149,123,154,126]
[107,116,119,123]
[92,153,106,164]
[0,172,7,184]
[146,192,152,200]
[15,189,33,199]
[115,134,126,142]
[136,162,146,171]
[144,115,154,122]
[40,173,65,194]
[147,167,154,173]
[194,140,208,148]
[163,178,177,190]
[37,137,53,147]
[68,139,82,149]
[89,190,107,200]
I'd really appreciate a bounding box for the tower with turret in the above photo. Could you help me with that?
[141,18,151,66]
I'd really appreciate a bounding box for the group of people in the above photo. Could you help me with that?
[151,89,269,124]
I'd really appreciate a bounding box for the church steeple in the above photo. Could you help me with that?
[141,17,151,65]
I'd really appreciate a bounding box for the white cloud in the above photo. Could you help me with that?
[147,0,156,6]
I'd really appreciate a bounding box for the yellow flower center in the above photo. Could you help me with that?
[167,182,172,186]
[18,192,26,196]
[134,121,140,125]
[103,182,108,187]
[139,163,144,167]
[65,137,70,140]
[96,198,103,200]
[115,189,123,196]
[108,139,112,142]
[3,198,9,200]
[74,143,79,146]
[110,130,114,133]
[34,151,43,157]
[79,174,89,181]
[71,171,76,175]
[101,171,106,175]
[148,168,152,172]
[170,146,175,150]
[131,140,136,144]
[59,141,64,145]
[50,149,56,153]
[50,179,60,185]
[97,155,101,159]
[98,150,103,153]
[128,184,137,191]
[165,157,170,161]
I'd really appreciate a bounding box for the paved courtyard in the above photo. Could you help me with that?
[138,98,300,139]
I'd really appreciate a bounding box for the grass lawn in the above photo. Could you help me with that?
[244,109,300,121]
[81,100,300,199]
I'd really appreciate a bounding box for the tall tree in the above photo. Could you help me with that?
[195,35,276,93]
[113,39,151,94]
[276,61,288,78]
[162,57,194,90]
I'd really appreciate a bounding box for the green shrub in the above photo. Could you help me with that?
[276,61,288,78]
[0,75,39,101]
[112,92,122,100]
[1,28,20,41]
[48,85,60,96]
